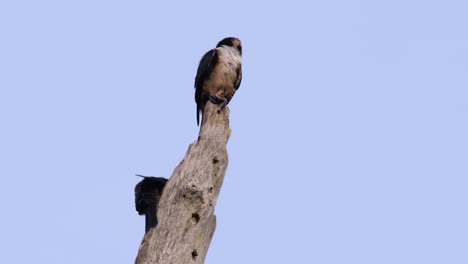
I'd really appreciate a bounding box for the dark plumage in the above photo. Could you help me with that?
[134,175,168,233]
[194,37,243,125]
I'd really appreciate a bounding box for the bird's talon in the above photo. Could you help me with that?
[220,98,228,109]
[209,95,223,104]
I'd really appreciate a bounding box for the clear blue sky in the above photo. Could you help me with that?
[1,1,467,263]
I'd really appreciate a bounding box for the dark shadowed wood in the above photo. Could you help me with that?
[135,102,231,264]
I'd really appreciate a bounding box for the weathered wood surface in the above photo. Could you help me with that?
[135,102,231,264]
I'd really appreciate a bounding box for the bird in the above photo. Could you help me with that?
[134,174,168,233]
[194,37,243,126]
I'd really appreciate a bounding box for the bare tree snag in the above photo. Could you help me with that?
[135,102,231,264]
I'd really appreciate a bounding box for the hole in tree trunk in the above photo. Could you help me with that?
[191,250,198,259]
[192,213,200,223]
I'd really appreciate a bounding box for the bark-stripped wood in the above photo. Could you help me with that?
[135,102,231,264]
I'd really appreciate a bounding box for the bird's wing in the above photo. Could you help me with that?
[225,64,242,105]
[234,64,242,90]
[194,49,218,126]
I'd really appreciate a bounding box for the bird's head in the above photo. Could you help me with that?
[216,37,242,55]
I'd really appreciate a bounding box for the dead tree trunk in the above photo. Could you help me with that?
[135,102,231,264]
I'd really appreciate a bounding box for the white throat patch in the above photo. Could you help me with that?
[217,46,242,70]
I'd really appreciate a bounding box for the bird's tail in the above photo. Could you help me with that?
[145,204,158,233]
